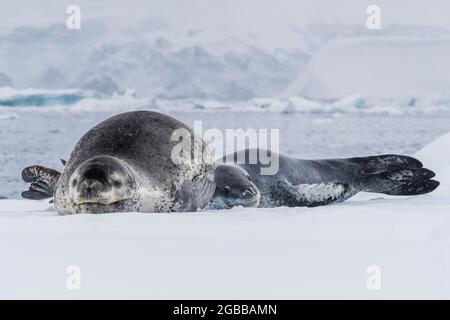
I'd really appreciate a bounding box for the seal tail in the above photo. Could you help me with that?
[353,155,440,196]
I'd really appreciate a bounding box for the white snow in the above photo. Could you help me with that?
[415,132,450,172]
[415,132,450,197]
[0,132,449,299]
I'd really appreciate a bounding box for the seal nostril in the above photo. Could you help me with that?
[113,181,122,188]
[71,179,77,187]
[243,187,256,197]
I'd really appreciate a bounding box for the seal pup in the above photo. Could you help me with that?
[206,149,439,209]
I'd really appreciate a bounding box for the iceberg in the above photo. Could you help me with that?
[284,37,450,101]
[0,87,97,107]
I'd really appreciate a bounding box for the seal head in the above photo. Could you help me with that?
[69,155,140,213]
[207,164,260,209]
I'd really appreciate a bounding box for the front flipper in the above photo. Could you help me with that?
[21,165,61,200]
[270,181,349,207]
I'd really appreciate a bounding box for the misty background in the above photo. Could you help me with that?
[1,0,450,103]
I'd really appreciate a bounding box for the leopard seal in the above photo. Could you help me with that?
[22,111,215,214]
[206,148,439,209]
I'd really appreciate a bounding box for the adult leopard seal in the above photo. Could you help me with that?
[206,148,440,209]
[22,111,215,214]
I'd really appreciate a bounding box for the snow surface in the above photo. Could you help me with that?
[0,132,449,299]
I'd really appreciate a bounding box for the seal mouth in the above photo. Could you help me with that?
[73,196,128,206]
[73,198,136,214]
[234,196,260,208]
[206,191,261,210]
[234,186,261,208]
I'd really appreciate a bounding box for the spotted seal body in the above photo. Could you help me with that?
[24,111,215,214]
[207,148,439,209]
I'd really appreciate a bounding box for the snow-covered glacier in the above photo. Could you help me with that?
[0,18,313,101]
[283,37,450,100]
[2,7,450,104]
[3,20,450,113]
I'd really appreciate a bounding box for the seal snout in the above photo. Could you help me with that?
[236,186,261,207]
[69,156,135,209]
[75,178,109,204]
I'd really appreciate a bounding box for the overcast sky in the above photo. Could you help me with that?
[1,0,450,35]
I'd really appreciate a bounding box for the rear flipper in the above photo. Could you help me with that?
[365,167,440,196]
[355,155,440,196]
[21,165,61,200]
[270,181,349,207]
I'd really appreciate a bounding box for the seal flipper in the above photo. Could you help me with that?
[22,189,53,200]
[21,165,61,200]
[354,155,440,196]
[270,181,349,207]
[365,167,440,196]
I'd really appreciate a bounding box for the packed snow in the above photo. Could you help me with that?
[0,129,449,299]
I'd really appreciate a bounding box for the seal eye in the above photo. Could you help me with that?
[71,179,77,187]
[223,186,231,196]
[113,180,122,188]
